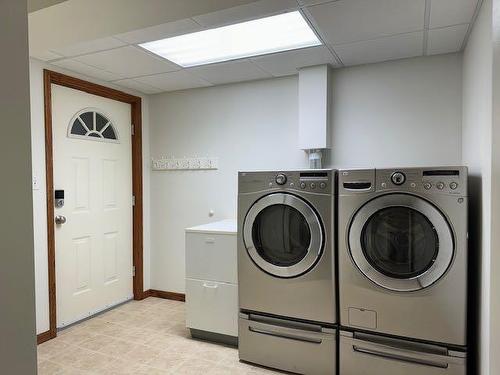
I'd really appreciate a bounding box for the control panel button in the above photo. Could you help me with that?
[320,182,326,189]
[391,172,406,185]
[289,182,294,187]
[275,173,287,185]
[310,182,316,189]
[450,182,458,190]
[300,182,306,189]
[423,182,432,190]
[381,182,387,188]
[410,182,416,188]
[436,182,445,190]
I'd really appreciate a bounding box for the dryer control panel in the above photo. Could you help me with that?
[340,167,467,196]
[238,170,334,195]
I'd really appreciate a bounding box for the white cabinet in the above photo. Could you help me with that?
[185,219,238,341]
[185,230,237,284]
[186,279,238,337]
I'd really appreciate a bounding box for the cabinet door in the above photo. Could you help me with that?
[186,233,237,283]
[186,278,238,337]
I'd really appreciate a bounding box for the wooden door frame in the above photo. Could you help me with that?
[38,70,144,344]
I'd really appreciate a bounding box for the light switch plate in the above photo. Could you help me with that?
[32,175,40,190]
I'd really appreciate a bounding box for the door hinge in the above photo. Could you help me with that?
[131,124,135,136]
[132,195,136,206]
[132,266,136,277]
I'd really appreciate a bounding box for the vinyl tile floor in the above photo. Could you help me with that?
[37,297,283,374]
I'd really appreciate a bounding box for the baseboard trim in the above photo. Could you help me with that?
[37,330,56,345]
[144,289,185,302]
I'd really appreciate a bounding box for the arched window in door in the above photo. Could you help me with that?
[68,109,119,142]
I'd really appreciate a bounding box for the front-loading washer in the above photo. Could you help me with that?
[338,167,468,347]
[238,170,337,375]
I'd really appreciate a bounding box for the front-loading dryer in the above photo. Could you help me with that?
[238,170,337,375]
[238,170,336,323]
[338,167,468,347]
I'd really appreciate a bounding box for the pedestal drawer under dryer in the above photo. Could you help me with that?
[340,330,466,375]
[239,313,336,375]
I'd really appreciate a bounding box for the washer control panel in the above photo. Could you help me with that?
[391,172,406,185]
[377,168,466,195]
[340,167,467,196]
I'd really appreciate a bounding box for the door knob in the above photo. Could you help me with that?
[55,215,67,225]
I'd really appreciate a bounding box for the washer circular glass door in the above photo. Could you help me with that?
[348,193,454,292]
[243,193,323,278]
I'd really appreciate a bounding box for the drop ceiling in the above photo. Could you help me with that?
[28,0,68,13]
[31,0,482,94]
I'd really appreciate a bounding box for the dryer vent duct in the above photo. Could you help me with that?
[298,65,331,170]
[308,149,323,169]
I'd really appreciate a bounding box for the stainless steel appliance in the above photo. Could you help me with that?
[340,330,466,374]
[238,170,336,374]
[338,167,468,346]
[239,314,336,375]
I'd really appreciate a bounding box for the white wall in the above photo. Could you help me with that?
[149,77,308,292]
[330,53,462,168]
[0,1,37,373]
[30,58,152,334]
[148,53,463,293]
[462,0,492,374]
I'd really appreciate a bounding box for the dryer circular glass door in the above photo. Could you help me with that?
[243,193,323,278]
[348,193,454,292]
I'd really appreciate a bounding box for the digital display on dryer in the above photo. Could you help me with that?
[423,170,460,176]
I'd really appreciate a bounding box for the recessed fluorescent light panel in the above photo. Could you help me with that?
[140,11,321,67]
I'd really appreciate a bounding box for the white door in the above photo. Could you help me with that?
[52,84,133,328]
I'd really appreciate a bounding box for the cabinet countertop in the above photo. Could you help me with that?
[185,219,237,235]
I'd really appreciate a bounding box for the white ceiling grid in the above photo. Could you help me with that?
[33,0,481,94]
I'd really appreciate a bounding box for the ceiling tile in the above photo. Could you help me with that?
[427,24,469,55]
[51,59,124,81]
[429,0,478,28]
[307,0,425,45]
[28,0,68,13]
[114,19,201,44]
[334,31,424,66]
[113,78,162,95]
[51,37,126,57]
[135,70,212,92]
[193,0,298,28]
[31,50,63,61]
[251,45,337,76]
[74,46,179,78]
[298,0,336,5]
[187,59,272,85]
